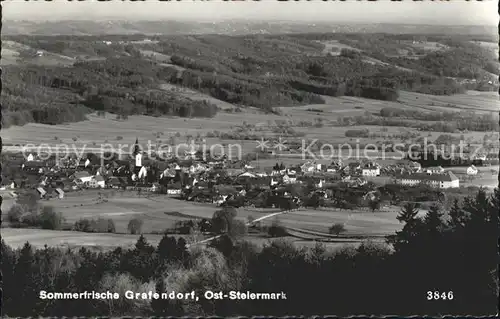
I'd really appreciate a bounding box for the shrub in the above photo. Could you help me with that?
[73,218,116,233]
[345,129,370,138]
[267,220,288,238]
[329,223,346,236]
[7,204,24,224]
[39,206,63,230]
[128,218,144,235]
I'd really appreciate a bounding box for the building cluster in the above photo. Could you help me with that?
[3,139,476,206]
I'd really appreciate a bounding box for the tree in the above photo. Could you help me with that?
[448,198,467,229]
[157,236,176,268]
[127,218,144,235]
[423,203,445,238]
[368,199,381,212]
[7,204,24,224]
[329,223,346,236]
[39,206,63,230]
[211,207,238,234]
[151,278,184,316]
[386,202,425,252]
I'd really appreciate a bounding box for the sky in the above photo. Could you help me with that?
[2,0,498,26]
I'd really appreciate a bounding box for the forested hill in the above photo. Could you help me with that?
[3,20,497,37]
[2,32,498,128]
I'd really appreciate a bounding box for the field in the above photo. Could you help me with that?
[1,187,412,250]
[3,89,497,157]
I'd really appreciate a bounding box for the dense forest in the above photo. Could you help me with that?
[2,32,497,128]
[2,188,498,316]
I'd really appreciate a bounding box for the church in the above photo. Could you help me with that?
[131,138,148,182]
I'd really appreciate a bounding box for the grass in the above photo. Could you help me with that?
[4,90,496,153]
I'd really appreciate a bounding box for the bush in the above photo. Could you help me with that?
[128,218,144,235]
[39,206,63,230]
[7,204,24,224]
[73,218,116,233]
[345,129,370,138]
[329,223,346,236]
[267,220,288,238]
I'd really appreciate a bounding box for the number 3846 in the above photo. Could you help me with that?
[427,291,453,300]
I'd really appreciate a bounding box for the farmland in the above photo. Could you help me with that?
[2,188,405,250]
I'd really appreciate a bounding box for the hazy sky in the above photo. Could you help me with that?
[3,0,498,26]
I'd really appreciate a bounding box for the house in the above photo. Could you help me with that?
[137,166,148,179]
[361,162,380,177]
[238,171,257,179]
[283,174,297,184]
[88,175,105,188]
[213,194,229,206]
[425,166,445,174]
[396,171,459,189]
[108,176,127,189]
[72,171,93,184]
[150,183,161,192]
[270,178,279,187]
[36,187,47,199]
[22,161,45,173]
[300,161,317,173]
[167,183,182,195]
[316,179,326,188]
[466,165,478,176]
[326,165,338,173]
[27,153,35,162]
[55,188,65,199]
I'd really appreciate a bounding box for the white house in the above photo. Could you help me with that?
[135,152,143,168]
[316,179,326,188]
[27,153,35,162]
[73,171,93,184]
[301,161,317,173]
[36,187,47,199]
[167,183,182,195]
[138,166,148,179]
[270,178,279,187]
[362,167,380,177]
[55,188,65,199]
[88,175,105,188]
[326,166,338,173]
[466,165,478,176]
[283,174,297,184]
[425,166,445,174]
[397,171,459,189]
[238,171,257,179]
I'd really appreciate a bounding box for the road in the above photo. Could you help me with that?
[186,208,301,247]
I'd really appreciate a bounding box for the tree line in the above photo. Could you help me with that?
[2,188,498,316]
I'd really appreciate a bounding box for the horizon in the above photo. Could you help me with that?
[2,0,498,26]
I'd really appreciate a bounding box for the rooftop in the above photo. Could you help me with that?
[397,171,458,182]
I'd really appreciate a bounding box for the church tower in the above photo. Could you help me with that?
[133,138,142,168]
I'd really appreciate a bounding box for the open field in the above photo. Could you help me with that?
[1,227,379,252]
[0,228,165,250]
[317,40,360,56]
[3,90,497,155]
[2,187,410,250]
[158,83,237,109]
[51,191,410,236]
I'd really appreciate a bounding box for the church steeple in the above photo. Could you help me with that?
[133,137,142,168]
[133,138,140,156]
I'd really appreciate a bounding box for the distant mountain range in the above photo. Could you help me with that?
[2,20,497,37]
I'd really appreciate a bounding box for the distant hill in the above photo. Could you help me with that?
[2,20,497,38]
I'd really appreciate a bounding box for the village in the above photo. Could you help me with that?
[3,137,494,212]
